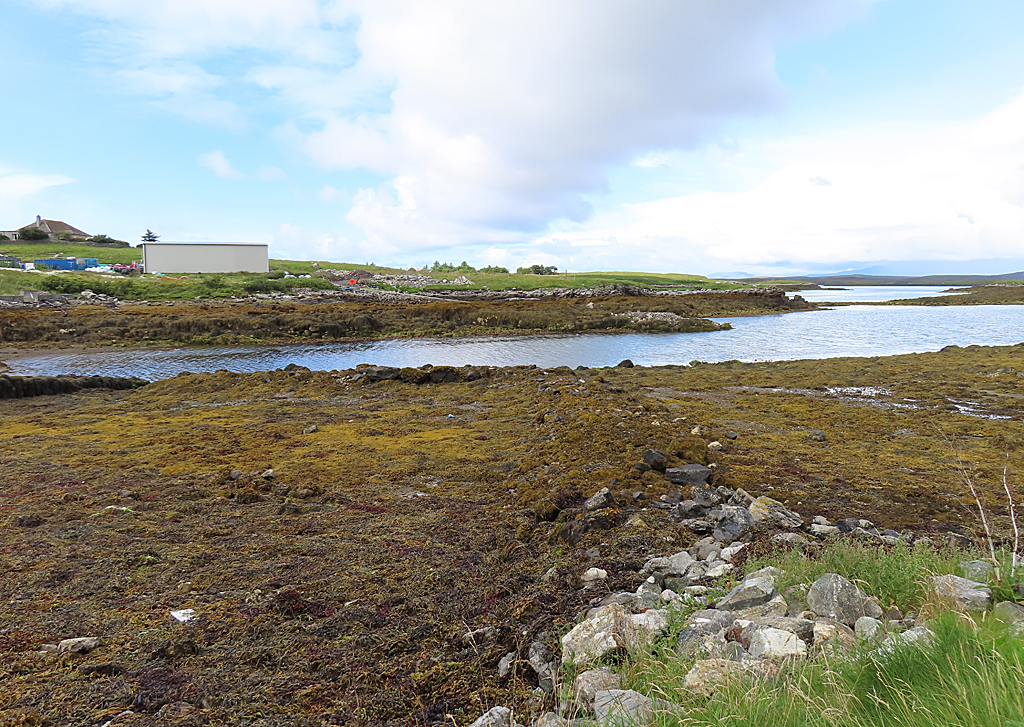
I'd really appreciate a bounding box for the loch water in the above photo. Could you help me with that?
[7,301,1024,380]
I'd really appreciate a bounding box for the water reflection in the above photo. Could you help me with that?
[8,304,1024,380]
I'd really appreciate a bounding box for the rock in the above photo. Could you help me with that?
[691,485,731,507]
[808,429,826,442]
[641,449,668,472]
[584,488,615,512]
[57,637,104,654]
[747,627,807,658]
[302,424,318,434]
[585,547,602,560]
[260,468,275,479]
[582,568,608,585]
[812,515,831,526]
[670,500,706,519]
[720,543,746,562]
[622,609,670,651]
[675,609,734,657]
[771,533,809,546]
[615,359,634,368]
[728,488,755,507]
[639,550,695,582]
[960,560,995,581]
[533,713,562,727]
[808,523,840,538]
[835,518,874,533]
[855,616,882,640]
[587,592,647,618]
[744,566,781,584]
[229,469,244,480]
[528,642,559,693]
[683,658,747,698]
[665,465,713,488]
[717,577,777,611]
[754,616,815,644]
[13,514,44,527]
[593,689,654,727]
[696,537,720,560]
[725,431,739,440]
[729,594,789,621]
[993,601,1024,624]
[561,605,627,664]
[806,573,883,626]
[748,497,803,529]
[573,668,622,712]
[705,563,734,579]
[498,652,516,680]
[712,505,754,541]
[812,619,856,652]
[469,707,513,727]
[707,441,724,451]
[929,574,992,611]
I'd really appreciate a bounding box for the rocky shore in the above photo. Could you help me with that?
[1,343,1022,726]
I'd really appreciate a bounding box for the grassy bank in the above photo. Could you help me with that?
[887,283,1024,306]
[2,344,1023,725]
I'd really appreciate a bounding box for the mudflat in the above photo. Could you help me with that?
[1,343,1022,725]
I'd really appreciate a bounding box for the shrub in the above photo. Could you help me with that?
[479,265,509,273]
[516,264,558,275]
[18,228,48,240]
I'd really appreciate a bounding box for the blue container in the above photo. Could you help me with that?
[35,258,77,270]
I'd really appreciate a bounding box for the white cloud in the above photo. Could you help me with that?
[198,150,245,180]
[543,88,1024,272]
[256,166,287,181]
[0,170,75,199]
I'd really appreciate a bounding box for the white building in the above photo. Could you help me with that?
[141,243,269,274]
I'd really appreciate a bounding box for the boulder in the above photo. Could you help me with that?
[639,550,696,583]
[771,533,809,546]
[622,609,670,652]
[670,500,706,519]
[582,568,608,585]
[705,563,734,579]
[754,616,815,644]
[561,605,627,664]
[712,505,754,541]
[533,713,562,727]
[717,577,777,611]
[528,641,558,693]
[729,594,789,621]
[675,609,734,657]
[593,689,655,727]
[498,652,516,680]
[993,601,1024,624]
[834,518,874,533]
[584,488,615,512]
[57,637,104,654]
[641,449,668,472]
[808,523,840,538]
[929,574,992,611]
[683,658,747,698]
[806,574,883,626]
[960,560,995,582]
[812,619,856,652]
[855,616,882,640]
[665,465,713,488]
[573,668,622,712]
[469,707,513,727]
[748,496,803,529]
[747,627,806,658]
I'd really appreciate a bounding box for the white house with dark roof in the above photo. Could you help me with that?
[2,216,91,240]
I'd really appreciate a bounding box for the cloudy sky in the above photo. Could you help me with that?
[2,0,1023,276]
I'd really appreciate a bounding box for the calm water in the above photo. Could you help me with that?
[790,286,962,302]
[7,304,1024,379]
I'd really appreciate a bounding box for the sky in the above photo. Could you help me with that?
[1,0,1023,276]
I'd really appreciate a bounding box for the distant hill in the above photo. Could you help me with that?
[724,272,1024,287]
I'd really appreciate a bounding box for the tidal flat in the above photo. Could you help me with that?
[1,343,1023,725]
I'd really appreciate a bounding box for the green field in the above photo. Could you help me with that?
[0,241,751,299]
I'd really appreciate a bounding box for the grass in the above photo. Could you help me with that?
[0,269,46,295]
[611,614,1024,727]
[0,241,142,265]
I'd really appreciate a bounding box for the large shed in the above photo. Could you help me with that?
[142,243,269,274]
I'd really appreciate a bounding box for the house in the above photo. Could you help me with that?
[4,216,91,240]
[141,243,269,274]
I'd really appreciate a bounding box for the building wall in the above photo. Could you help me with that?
[142,243,269,274]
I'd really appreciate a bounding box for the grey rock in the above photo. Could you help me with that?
[666,465,713,488]
[469,707,513,727]
[725,431,739,440]
[960,560,995,581]
[573,668,622,712]
[302,424,318,434]
[691,485,732,507]
[641,449,667,472]
[855,616,882,640]
[670,500,706,519]
[717,576,777,611]
[747,627,806,658]
[705,562,734,579]
[812,619,856,652]
[675,609,734,657]
[683,658,747,697]
[561,605,627,664]
[728,488,755,507]
[533,713,562,727]
[696,537,721,560]
[806,573,883,626]
[771,532,809,546]
[57,637,104,654]
[993,601,1024,624]
[835,518,874,533]
[712,505,754,541]
[748,496,803,529]
[755,616,815,644]
[929,574,992,611]
[622,609,670,652]
[729,594,789,621]
[229,469,244,480]
[498,652,516,680]
[528,641,559,693]
[593,689,654,727]
[587,592,645,618]
[744,566,781,584]
[808,523,840,538]
[584,488,615,512]
[812,515,831,526]
[639,550,696,582]
[808,429,827,442]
